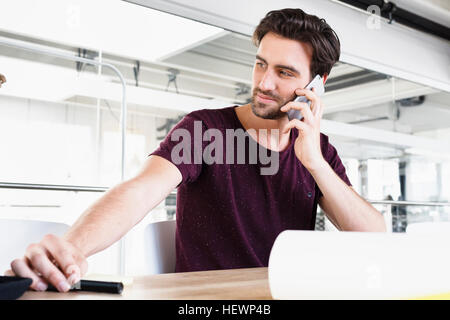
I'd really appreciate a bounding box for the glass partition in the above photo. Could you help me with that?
[316,201,450,232]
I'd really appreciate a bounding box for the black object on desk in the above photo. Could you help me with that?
[48,279,124,294]
[0,276,32,300]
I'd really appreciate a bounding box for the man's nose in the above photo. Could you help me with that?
[258,71,276,92]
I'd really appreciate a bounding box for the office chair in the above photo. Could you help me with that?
[0,218,177,277]
[0,218,69,274]
[141,219,177,275]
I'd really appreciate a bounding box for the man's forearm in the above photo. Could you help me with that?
[63,178,155,257]
[309,160,386,232]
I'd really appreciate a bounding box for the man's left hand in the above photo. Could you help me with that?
[280,87,325,171]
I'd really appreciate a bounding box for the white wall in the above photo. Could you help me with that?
[0,94,174,275]
[0,95,161,185]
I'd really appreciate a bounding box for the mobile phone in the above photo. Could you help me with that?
[287,74,325,121]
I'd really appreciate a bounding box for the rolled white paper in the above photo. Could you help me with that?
[268,230,450,299]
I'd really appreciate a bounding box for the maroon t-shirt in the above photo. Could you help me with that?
[149,105,351,272]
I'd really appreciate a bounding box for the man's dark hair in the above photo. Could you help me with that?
[253,8,341,78]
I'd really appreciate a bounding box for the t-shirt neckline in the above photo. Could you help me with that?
[230,105,295,155]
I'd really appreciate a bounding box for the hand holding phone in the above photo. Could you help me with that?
[287,74,325,121]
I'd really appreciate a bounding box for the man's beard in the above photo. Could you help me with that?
[250,88,292,120]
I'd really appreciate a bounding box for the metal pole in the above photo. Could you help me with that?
[0,182,108,192]
[367,200,450,207]
[95,50,103,185]
[0,36,127,275]
[0,181,178,195]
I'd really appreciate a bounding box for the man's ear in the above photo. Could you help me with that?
[322,73,328,85]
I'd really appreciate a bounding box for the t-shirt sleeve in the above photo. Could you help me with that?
[316,134,352,198]
[148,113,207,187]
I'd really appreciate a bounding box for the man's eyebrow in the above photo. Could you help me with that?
[255,55,268,64]
[255,55,301,75]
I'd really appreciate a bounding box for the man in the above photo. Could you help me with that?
[7,8,385,293]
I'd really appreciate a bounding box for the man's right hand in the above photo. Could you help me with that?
[5,234,88,292]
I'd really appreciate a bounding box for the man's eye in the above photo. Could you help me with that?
[280,70,293,77]
[256,62,265,68]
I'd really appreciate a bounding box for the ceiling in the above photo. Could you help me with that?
[391,0,450,28]
[0,25,449,160]
[147,31,450,139]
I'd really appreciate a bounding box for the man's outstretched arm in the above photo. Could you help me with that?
[7,155,182,292]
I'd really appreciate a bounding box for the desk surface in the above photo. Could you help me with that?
[20,267,272,300]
